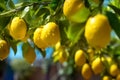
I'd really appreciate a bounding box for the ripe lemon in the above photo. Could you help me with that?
[91,57,104,75]
[102,75,111,80]
[9,17,27,40]
[55,41,61,50]
[0,40,10,60]
[109,64,119,77]
[23,45,36,64]
[41,22,60,46]
[63,0,90,23]
[21,34,29,42]
[75,49,86,67]
[59,48,69,63]
[33,27,48,49]
[85,14,111,50]
[81,63,93,80]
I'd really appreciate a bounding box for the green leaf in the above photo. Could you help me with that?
[67,22,85,45]
[58,19,69,45]
[0,0,7,11]
[106,11,120,38]
[49,0,59,10]
[22,42,30,57]
[108,5,120,15]
[35,7,50,17]
[0,16,11,30]
[7,0,15,9]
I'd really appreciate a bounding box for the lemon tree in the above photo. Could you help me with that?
[0,0,120,79]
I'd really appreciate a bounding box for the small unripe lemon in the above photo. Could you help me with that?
[41,22,60,46]
[0,40,10,60]
[91,57,104,75]
[81,63,93,80]
[33,27,48,49]
[75,50,86,67]
[10,17,27,40]
[23,46,36,64]
[59,48,69,63]
[85,14,111,50]
[109,64,119,77]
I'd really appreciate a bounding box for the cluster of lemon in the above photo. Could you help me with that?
[74,48,120,80]
[62,0,120,79]
[1,16,60,64]
[52,42,69,64]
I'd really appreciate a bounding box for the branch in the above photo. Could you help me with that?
[0,1,51,17]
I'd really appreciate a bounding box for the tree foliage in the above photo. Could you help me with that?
[0,0,120,79]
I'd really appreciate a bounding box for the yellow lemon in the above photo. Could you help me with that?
[85,14,111,50]
[63,0,90,23]
[21,34,29,42]
[41,22,60,46]
[33,27,48,49]
[59,47,69,63]
[0,40,10,60]
[102,75,111,80]
[109,64,119,77]
[55,41,61,50]
[81,63,93,80]
[10,17,27,40]
[75,49,86,67]
[91,57,104,75]
[23,45,36,64]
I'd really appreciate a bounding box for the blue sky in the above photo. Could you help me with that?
[8,42,54,60]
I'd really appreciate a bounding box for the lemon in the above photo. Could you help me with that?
[0,40,10,60]
[101,56,112,66]
[85,14,111,50]
[81,63,93,80]
[63,0,90,23]
[59,48,69,63]
[23,45,36,64]
[21,34,29,42]
[55,41,61,50]
[75,49,86,67]
[109,64,119,77]
[102,75,111,80]
[91,57,104,75]
[41,22,60,46]
[33,27,48,49]
[9,17,27,40]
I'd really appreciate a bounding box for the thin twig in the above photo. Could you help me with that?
[0,1,51,16]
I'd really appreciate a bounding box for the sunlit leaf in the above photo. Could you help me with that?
[67,22,85,45]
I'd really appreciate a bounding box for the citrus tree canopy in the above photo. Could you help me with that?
[0,0,120,79]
